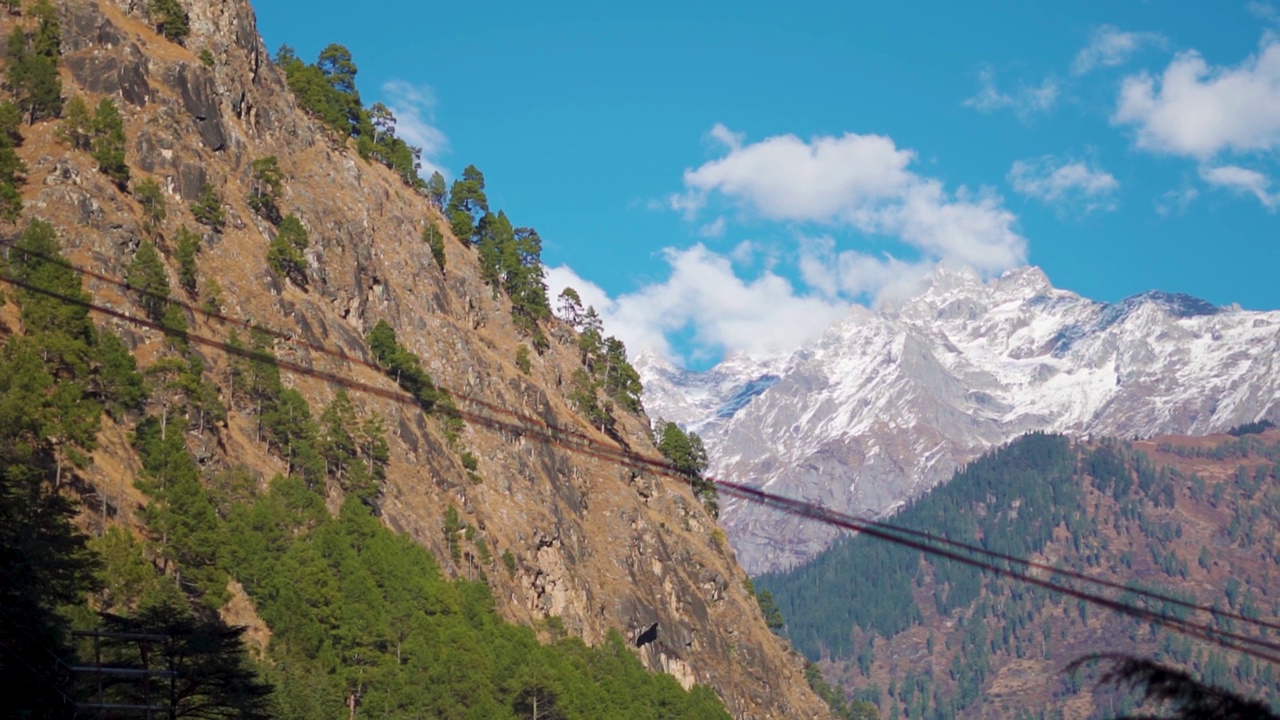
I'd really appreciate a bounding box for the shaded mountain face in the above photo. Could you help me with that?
[759,429,1280,719]
[642,265,1280,573]
[8,1,832,716]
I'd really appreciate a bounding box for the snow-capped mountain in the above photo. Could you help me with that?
[641,265,1280,574]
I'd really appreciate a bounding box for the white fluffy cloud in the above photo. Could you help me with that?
[963,68,1059,117]
[1008,156,1119,211]
[798,237,932,306]
[562,126,1032,366]
[545,247,850,362]
[672,126,1027,275]
[678,131,915,221]
[1113,37,1280,158]
[1200,165,1277,209]
[1072,25,1164,75]
[380,80,450,178]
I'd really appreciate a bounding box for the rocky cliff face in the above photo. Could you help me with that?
[20,2,829,717]
[643,265,1280,574]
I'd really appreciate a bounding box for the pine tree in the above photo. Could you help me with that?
[423,222,445,270]
[499,225,551,348]
[601,336,642,412]
[656,421,716,516]
[557,287,584,328]
[29,0,59,58]
[174,225,199,295]
[95,328,148,419]
[6,22,62,124]
[190,182,225,229]
[267,213,309,285]
[90,98,128,186]
[248,155,283,224]
[476,210,512,293]
[97,598,274,717]
[320,390,359,484]
[57,94,92,150]
[127,239,171,322]
[0,99,25,222]
[201,277,223,314]
[277,44,362,137]
[425,170,446,208]
[12,220,94,344]
[148,0,190,43]
[444,164,488,243]
[577,306,603,370]
[0,338,100,714]
[569,368,612,432]
[134,176,166,233]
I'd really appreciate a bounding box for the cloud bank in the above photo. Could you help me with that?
[545,247,850,363]
[555,127,1029,366]
[672,126,1027,275]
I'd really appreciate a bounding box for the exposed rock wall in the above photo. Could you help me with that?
[22,1,830,717]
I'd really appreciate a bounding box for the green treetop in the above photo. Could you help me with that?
[426,170,446,208]
[190,182,225,229]
[248,155,283,224]
[6,19,62,124]
[656,420,718,516]
[445,164,488,242]
[89,98,128,186]
[134,177,166,233]
[0,100,25,221]
[127,239,171,322]
[58,94,91,150]
[148,0,190,43]
[267,213,309,286]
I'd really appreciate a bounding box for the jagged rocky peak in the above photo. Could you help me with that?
[642,264,1280,573]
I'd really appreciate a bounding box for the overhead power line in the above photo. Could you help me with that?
[2,252,1279,665]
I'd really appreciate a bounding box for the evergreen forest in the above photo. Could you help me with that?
[0,216,731,718]
[758,433,1280,719]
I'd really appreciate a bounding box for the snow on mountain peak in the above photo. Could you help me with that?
[640,265,1280,574]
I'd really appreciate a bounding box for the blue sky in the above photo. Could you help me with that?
[256,1,1280,368]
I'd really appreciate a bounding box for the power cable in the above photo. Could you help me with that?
[8,237,1280,634]
[2,264,1280,665]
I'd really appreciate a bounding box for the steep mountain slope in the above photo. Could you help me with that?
[761,429,1280,719]
[0,1,830,717]
[643,265,1280,573]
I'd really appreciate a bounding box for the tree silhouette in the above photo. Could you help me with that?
[95,600,273,719]
[1068,654,1279,720]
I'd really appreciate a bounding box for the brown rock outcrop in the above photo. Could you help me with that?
[13,0,833,717]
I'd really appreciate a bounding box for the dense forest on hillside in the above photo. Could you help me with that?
[0,4,726,716]
[0,216,731,718]
[758,432,1280,719]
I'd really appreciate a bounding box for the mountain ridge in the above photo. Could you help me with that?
[0,1,833,716]
[641,264,1280,573]
[758,427,1280,718]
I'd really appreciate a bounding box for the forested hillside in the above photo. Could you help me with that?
[759,431,1280,718]
[0,203,733,718]
[0,0,832,717]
